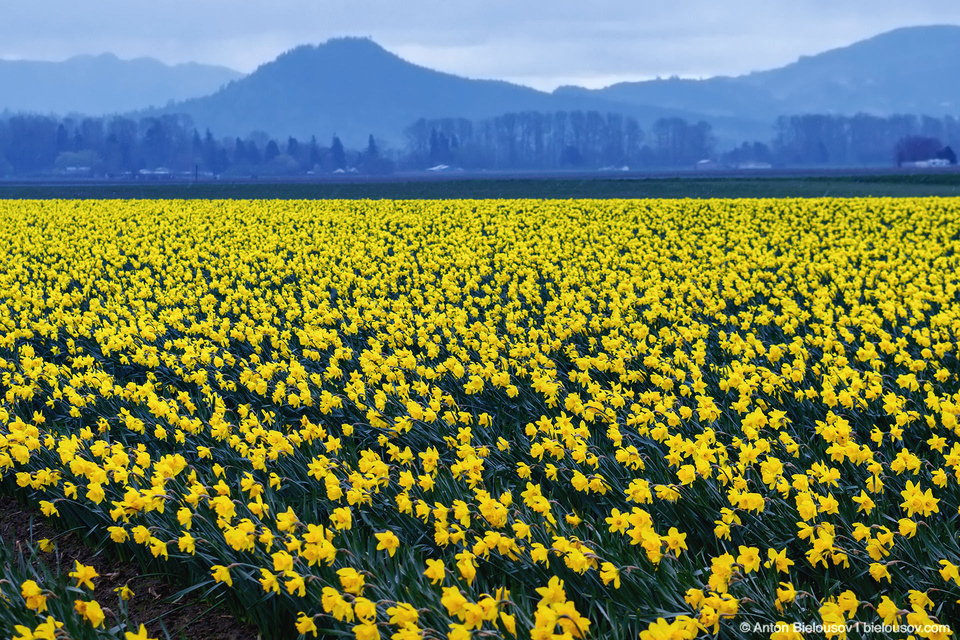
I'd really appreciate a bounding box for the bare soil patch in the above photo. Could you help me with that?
[0,494,261,640]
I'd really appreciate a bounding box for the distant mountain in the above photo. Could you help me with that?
[744,25,960,115]
[0,54,243,115]
[11,26,954,151]
[153,37,756,147]
[555,25,960,123]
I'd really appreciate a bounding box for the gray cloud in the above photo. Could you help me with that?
[3,1,960,90]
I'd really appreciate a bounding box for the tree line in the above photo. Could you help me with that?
[409,111,958,169]
[0,113,390,178]
[403,112,715,170]
[0,110,957,177]
[770,113,960,166]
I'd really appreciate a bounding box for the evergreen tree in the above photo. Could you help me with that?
[264,139,280,162]
[233,138,246,165]
[202,129,221,173]
[287,137,300,161]
[331,135,346,170]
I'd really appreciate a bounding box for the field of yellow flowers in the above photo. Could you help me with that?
[1,197,959,640]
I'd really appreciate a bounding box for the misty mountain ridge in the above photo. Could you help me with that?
[555,25,960,121]
[3,26,959,150]
[154,37,741,147]
[0,53,243,115]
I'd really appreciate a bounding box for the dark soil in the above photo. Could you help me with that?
[0,494,262,640]
[1,169,960,200]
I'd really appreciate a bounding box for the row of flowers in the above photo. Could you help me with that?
[0,198,958,638]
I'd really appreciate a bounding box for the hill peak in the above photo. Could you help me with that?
[319,37,389,53]
[272,38,394,63]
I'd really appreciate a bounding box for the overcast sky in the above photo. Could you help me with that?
[3,1,960,90]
